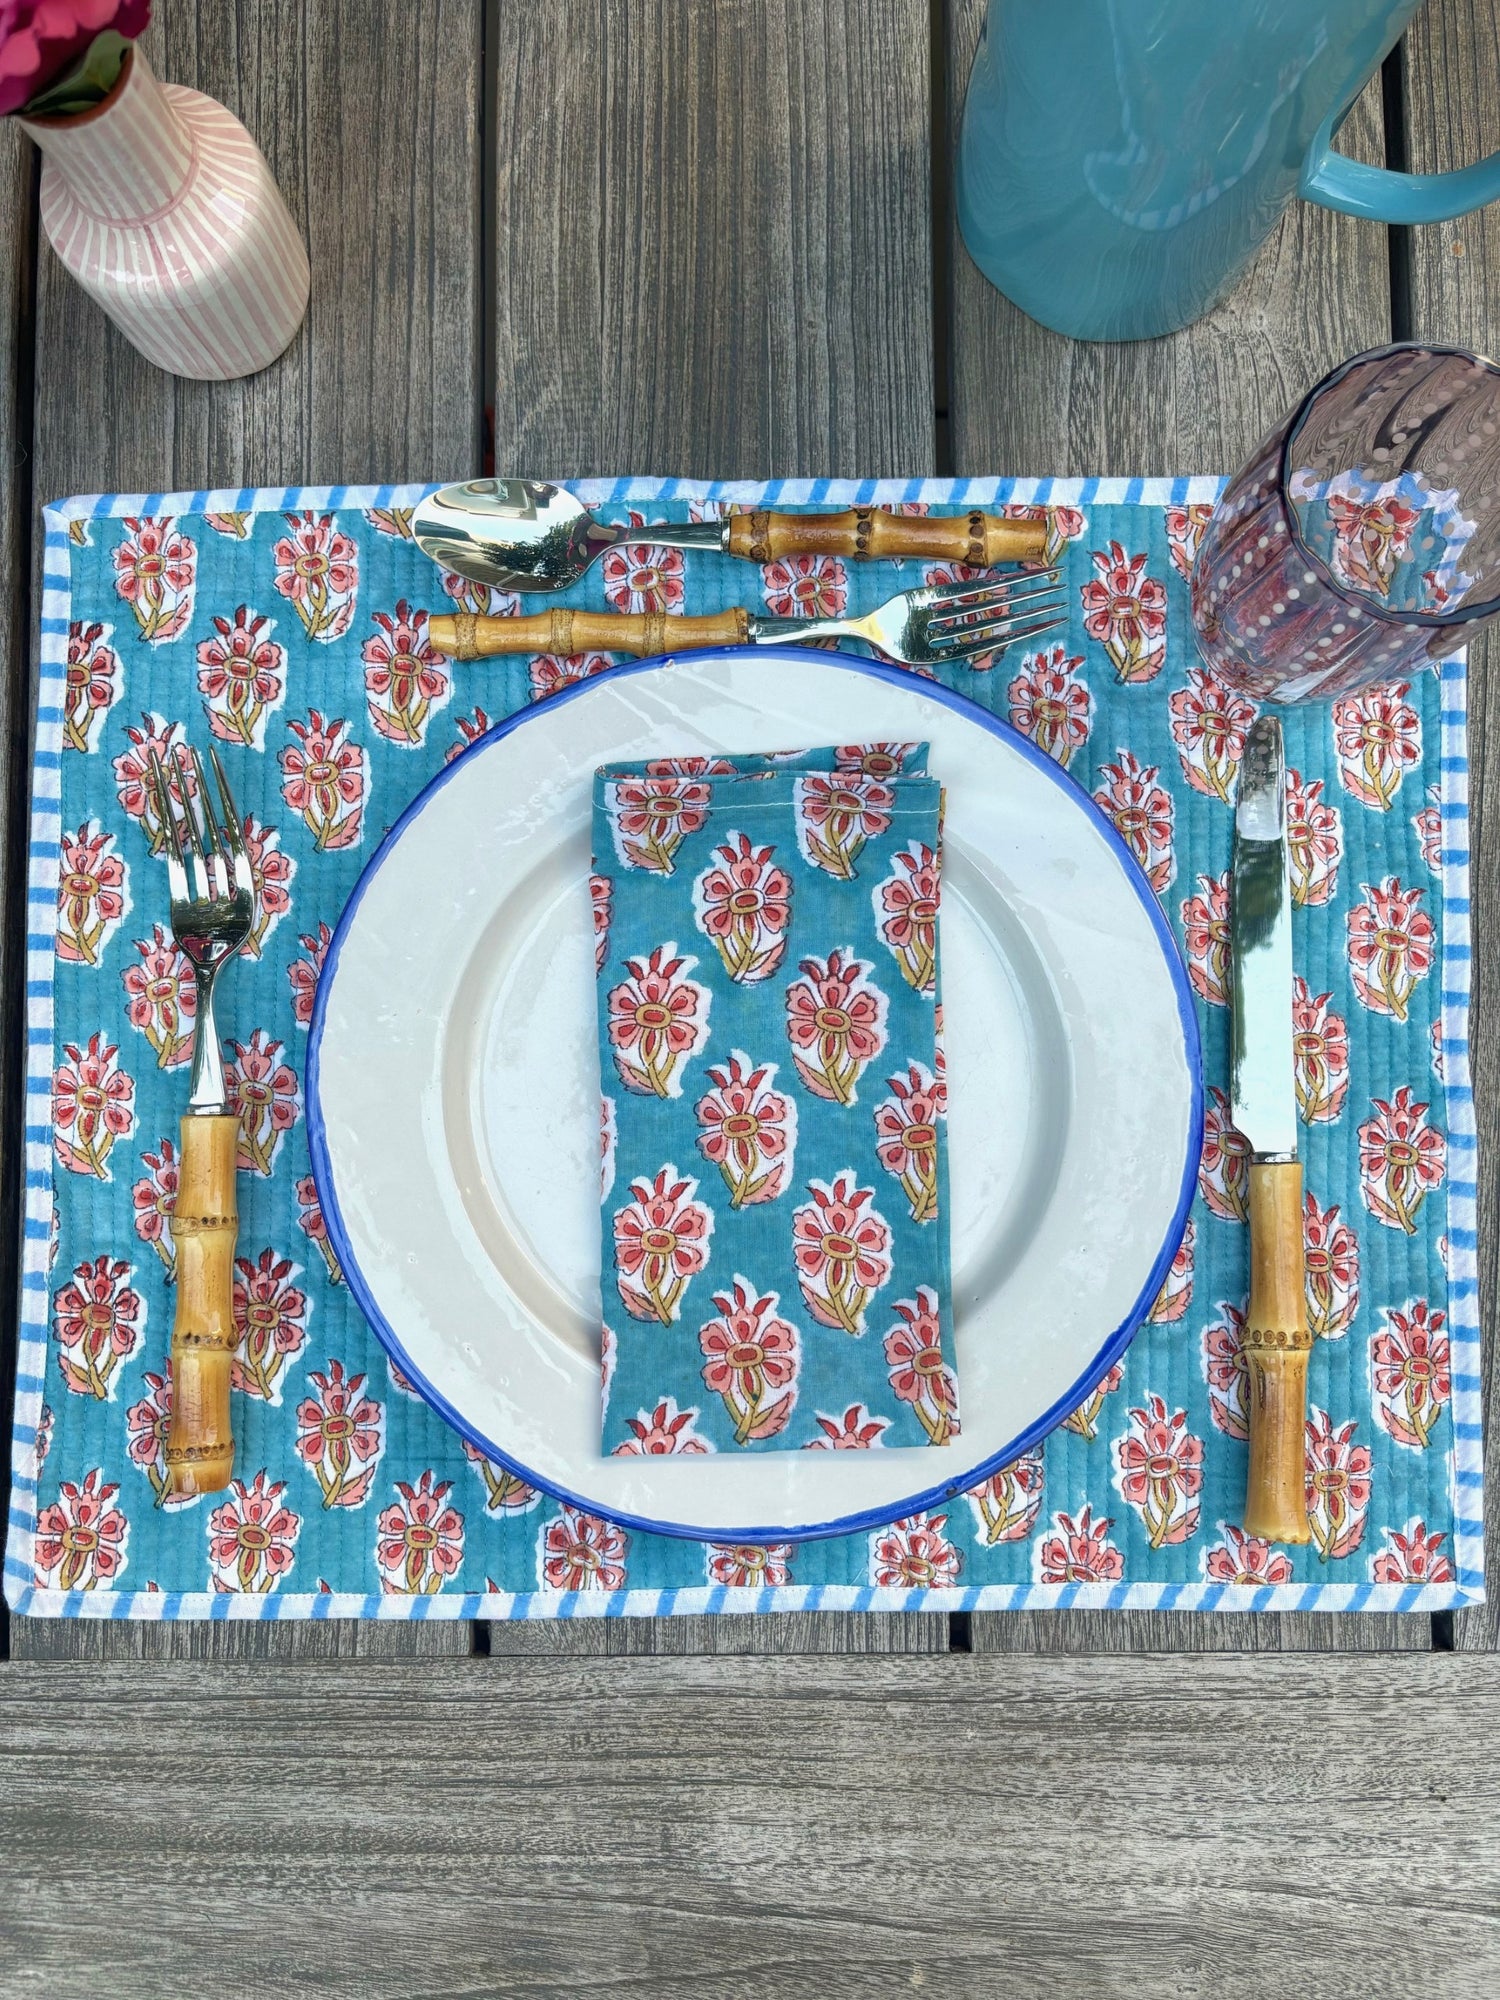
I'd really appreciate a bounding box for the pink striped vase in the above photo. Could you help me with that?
[19,45,309,381]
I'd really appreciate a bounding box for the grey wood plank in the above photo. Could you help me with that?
[3,1653,1498,1998]
[1399,0,1500,1652]
[486,1612,949,1655]
[9,0,481,1663]
[946,3,1426,1655]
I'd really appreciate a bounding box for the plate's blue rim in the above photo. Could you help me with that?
[306,644,1205,1545]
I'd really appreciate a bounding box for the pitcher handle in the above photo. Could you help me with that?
[1301,104,1500,223]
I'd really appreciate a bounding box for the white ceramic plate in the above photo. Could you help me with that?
[308,647,1201,1541]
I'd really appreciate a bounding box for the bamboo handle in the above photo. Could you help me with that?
[1242,1159,1312,1544]
[725,506,1050,567]
[429,607,750,661]
[165,1113,239,1498]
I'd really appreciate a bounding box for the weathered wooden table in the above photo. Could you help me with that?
[2,3,1498,1992]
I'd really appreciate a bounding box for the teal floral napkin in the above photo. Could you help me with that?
[593,745,956,1455]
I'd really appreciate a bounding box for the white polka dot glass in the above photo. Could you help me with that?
[1191,343,1500,703]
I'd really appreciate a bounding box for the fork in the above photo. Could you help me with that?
[427,572,1067,670]
[146,743,256,1499]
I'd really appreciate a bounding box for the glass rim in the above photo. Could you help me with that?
[1277,339,1500,630]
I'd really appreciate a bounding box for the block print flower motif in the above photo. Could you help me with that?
[1006,643,1093,765]
[613,1166,713,1323]
[295,1174,342,1283]
[607,943,711,1097]
[884,1287,958,1445]
[1180,871,1230,1007]
[132,1139,178,1276]
[1326,489,1420,597]
[288,922,333,1028]
[1198,1086,1249,1223]
[1432,1017,1445,1082]
[1293,979,1349,1126]
[1169,662,1257,802]
[63,620,120,752]
[794,771,894,880]
[114,712,190,854]
[589,874,612,976]
[35,1402,53,1471]
[205,510,252,538]
[195,605,286,749]
[697,1277,800,1444]
[1413,785,1443,874]
[761,553,847,620]
[1148,1217,1195,1324]
[366,505,415,540]
[125,1369,194,1508]
[362,600,450,746]
[871,1512,961,1588]
[281,710,369,851]
[448,706,494,761]
[272,510,358,642]
[612,1397,714,1456]
[873,844,940,995]
[1093,748,1175,894]
[375,1472,464,1594]
[599,1096,617,1202]
[604,772,711,874]
[1203,1303,1248,1439]
[692,833,792,982]
[231,1249,309,1405]
[1371,1520,1455,1585]
[296,1360,385,1508]
[1037,1505,1124,1584]
[121,925,196,1068]
[1305,1408,1372,1561]
[1114,1394,1204,1547]
[225,1030,301,1176]
[805,1403,890,1450]
[601,517,686,614]
[1304,1192,1359,1340]
[53,1033,134,1179]
[784,949,888,1104]
[1165,502,1213,578]
[462,1440,540,1514]
[1286,768,1343,906]
[208,1472,301,1592]
[1346,876,1434,1023]
[964,1448,1045,1545]
[1079,541,1167,682]
[33,1469,129,1590]
[836,743,920,780]
[1333,683,1421,810]
[873,1062,942,1224]
[1062,1360,1124,1442]
[52,1253,143,1400]
[56,821,129,965]
[241,818,294,958]
[114,515,196,641]
[1358,1087,1446,1234]
[792,1172,892,1336]
[707,1544,791,1587]
[1371,1300,1450,1450]
[530,652,614,703]
[695,1051,796,1208]
[540,1504,628,1592]
[1202,1524,1294,1585]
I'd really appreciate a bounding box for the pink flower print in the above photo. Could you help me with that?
[1203,1524,1294,1585]
[925,560,1004,666]
[604,773,710,875]
[871,1512,961,1588]
[693,833,793,983]
[761,553,847,620]
[362,600,450,746]
[52,1254,143,1400]
[1304,1408,1372,1561]
[196,605,286,749]
[207,1472,301,1592]
[873,843,940,994]
[613,1165,713,1323]
[529,652,614,703]
[280,710,368,851]
[794,771,894,880]
[1286,768,1343,906]
[56,821,128,965]
[698,1276,800,1444]
[1037,1505,1124,1584]
[447,706,493,764]
[113,515,196,641]
[287,921,333,1029]
[590,874,612,976]
[366,505,415,540]
[1371,1300,1450,1450]
[272,510,358,641]
[205,510,252,539]
[1413,786,1443,874]
[1169,663,1257,802]
[805,1403,890,1450]
[296,1360,385,1508]
[964,1449,1045,1545]
[541,1505,627,1592]
[226,1029,301,1176]
[882,1287,958,1445]
[784,949,888,1104]
[1203,1303,1248,1439]
[1198,1086,1250,1223]
[835,743,920,780]
[606,943,711,1097]
[441,568,513,615]
[114,712,190,855]
[873,1062,943,1224]
[1293,979,1350,1126]
[125,1369,193,1508]
[121,925,196,1069]
[1062,1360,1124,1441]
[33,1469,129,1590]
[463,1442,540,1514]
[63,620,120,753]
[1114,1394,1204,1547]
[1326,489,1421,597]
[240,817,294,959]
[647,755,737,778]
[1358,1086,1446,1234]
[53,1033,134,1179]
[1303,1192,1359,1340]
[600,518,686,614]
[1180,871,1231,1007]
[791,1172,892,1335]
[1346,876,1434,1023]
[695,1052,797,1208]
[1079,541,1167,682]
[35,1402,53,1469]
[612,1397,714,1456]
[1333,683,1421,811]
[1431,1017,1445,1083]
[132,1139,178,1276]
[707,1543,792,1587]
[231,1250,309,1405]
[1092,749,1175,894]
[295,1174,343,1283]
[375,1472,464,1594]
[599,1096,617,1202]
[1371,1520,1455,1585]
[1006,644,1092,764]
[1000,500,1085,565]
[1148,1216,1195,1324]
[1165,502,1213,578]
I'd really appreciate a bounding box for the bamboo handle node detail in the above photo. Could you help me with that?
[725,506,1050,567]
[429,607,750,661]
[165,1112,240,1498]
[1242,1158,1312,1545]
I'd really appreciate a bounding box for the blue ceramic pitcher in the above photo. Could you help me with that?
[956,0,1500,342]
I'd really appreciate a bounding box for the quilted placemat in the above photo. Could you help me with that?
[5,475,1483,1621]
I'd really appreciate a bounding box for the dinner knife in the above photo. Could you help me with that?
[1231,714,1312,1544]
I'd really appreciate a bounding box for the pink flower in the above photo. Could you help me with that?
[698,1276,800,1443]
[0,3,148,115]
[1165,503,1213,579]
[195,605,285,748]
[53,1032,134,1179]
[272,511,359,641]
[1293,979,1349,1125]
[225,1029,300,1176]
[1413,788,1443,874]
[1148,1216,1194,1323]
[56,821,127,965]
[241,817,294,957]
[1062,1361,1124,1442]
[1079,541,1167,682]
[230,1249,308,1404]
[113,515,196,641]
[612,1398,713,1456]
[1346,876,1434,1023]
[695,1051,796,1208]
[1371,1520,1455,1585]
[361,600,449,745]
[1038,1505,1124,1583]
[1286,768,1343,906]
[1202,1303,1248,1439]
[612,1165,713,1323]
[295,1174,342,1283]
[1198,1085,1250,1223]
[280,710,368,850]
[692,833,793,981]
[121,924,196,1068]
[871,1512,961,1588]
[794,772,894,879]
[1169,663,1257,802]
[835,743,919,780]
[541,1505,627,1592]
[463,1443,540,1515]
[1006,644,1092,764]
[207,1472,301,1592]
[1358,1086,1446,1234]
[448,706,494,761]
[791,1172,892,1335]
[784,949,888,1105]
[62,619,119,752]
[1303,1192,1359,1340]
[1333,683,1421,811]
[1180,871,1230,1006]
[883,1286,958,1445]
[287,922,333,1028]
[52,1253,142,1400]
[1326,489,1420,597]
[600,522,686,614]
[1204,1525,1294,1585]
[32,1469,129,1590]
[589,873,612,975]
[806,1404,890,1450]
[604,774,711,875]
[873,844,940,994]
[1304,1408,1372,1561]
[375,1472,464,1594]
[761,553,847,620]
[1114,1393,1203,1547]
[529,652,614,702]
[708,1543,791,1586]
[1371,1300,1450,1450]
[113,712,188,854]
[296,1361,385,1508]
[872,1062,942,1224]
[964,1450,1045,1545]
[131,1138,178,1272]
[1093,748,1174,893]
[606,943,711,1097]
[124,1368,189,1507]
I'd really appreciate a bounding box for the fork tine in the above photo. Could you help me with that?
[926,588,1067,636]
[922,568,1059,610]
[207,747,255,896]
[188,746,231,900]
[925,583,1065,627]
[148,750,192,902]
[173,744,214,903]
[935,613,1067,665]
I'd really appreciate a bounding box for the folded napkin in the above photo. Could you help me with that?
[593,745,956,1455]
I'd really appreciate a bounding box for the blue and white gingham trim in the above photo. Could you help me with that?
[5,476,1484,1619]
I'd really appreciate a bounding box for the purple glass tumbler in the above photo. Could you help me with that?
[1191,343,1500,703]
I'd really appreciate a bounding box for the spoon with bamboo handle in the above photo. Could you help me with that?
[414,478,1052,595]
